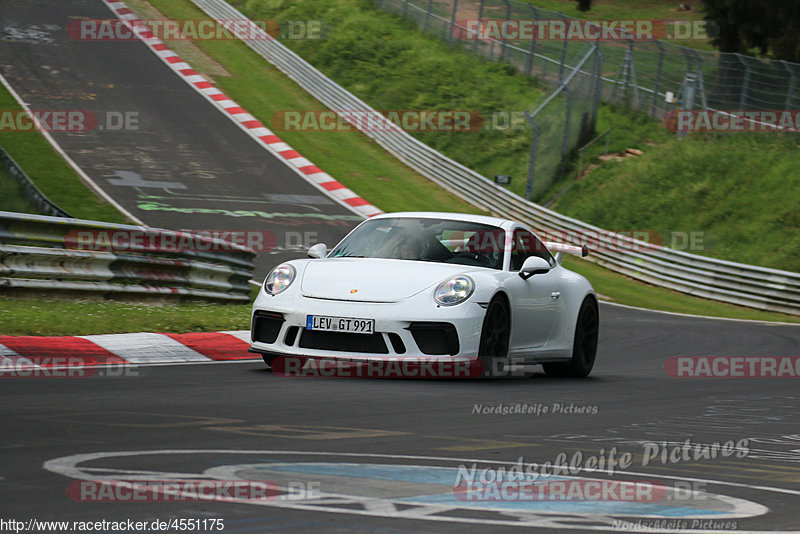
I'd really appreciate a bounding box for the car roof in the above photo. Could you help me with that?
[370,211,513,229]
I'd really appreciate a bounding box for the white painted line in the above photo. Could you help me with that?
[0,74,143,225]
[100,0,381,220]
[600,300,800,326]
[43,449,799,533]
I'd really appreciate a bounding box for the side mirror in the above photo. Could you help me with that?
[307,243,327,259]
[519,256,551,280]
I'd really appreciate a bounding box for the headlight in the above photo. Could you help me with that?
[434,276,474,306]
[264,263,296,295]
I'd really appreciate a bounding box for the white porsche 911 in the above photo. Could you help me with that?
[250,212,598,378]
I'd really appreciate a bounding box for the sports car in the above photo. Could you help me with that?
[249,212,598,377]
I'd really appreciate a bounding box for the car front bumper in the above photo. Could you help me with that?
[250,289,486,363]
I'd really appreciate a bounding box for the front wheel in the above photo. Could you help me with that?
[543,296,598,378]
[478,297,510,377]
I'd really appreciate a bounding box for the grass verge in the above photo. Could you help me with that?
[0,83,128,223]
[0,164,43,214]
[564,257,800,323]
[0,292,255,336]
[127,0,483,214]
[517,0,714,50]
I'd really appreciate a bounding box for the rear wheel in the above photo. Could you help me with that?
[478,297,510,377]
[543,297,598,378]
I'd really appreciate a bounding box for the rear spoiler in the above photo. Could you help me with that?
[544,241,589,264]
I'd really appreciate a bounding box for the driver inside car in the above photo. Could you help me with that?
[376,230,425,260]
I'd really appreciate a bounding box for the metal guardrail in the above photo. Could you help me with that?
[189,0,800,316]
[0,211,255,301]
[0,147,72,218]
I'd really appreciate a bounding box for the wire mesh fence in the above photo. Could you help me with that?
[377,0,800,199]
[525,44,602,200]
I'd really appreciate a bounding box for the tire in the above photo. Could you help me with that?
[478,297,511,378]
[262,354,277,367]
[543,296,599,378]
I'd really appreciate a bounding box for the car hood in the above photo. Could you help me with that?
[300,258,478,302]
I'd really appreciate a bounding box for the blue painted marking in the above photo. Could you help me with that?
[248,463,731,518]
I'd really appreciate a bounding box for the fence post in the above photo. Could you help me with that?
[472,0,484,53]
[562,85,573,156]
[557,12,568,83]
[650,40,664,116]
[614,41,637,104]
[448,0,459,42]
[524,119,540,201]
[499,0,511,63]
[691,49,708,110]
[682,73,697,110]
[591,44,603,126]
[525,5,538,76]
[781,60,796,111]
[736,53,750,110]
[424,0,433,32]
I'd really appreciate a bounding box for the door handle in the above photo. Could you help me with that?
[550,291,561,299]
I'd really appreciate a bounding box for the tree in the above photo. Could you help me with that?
[701,0,800,62]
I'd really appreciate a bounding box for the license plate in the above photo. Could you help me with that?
[306,315,375,334]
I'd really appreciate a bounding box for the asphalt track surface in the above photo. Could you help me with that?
[2,0,800,532]
[0,0,362,277]
[3,305,800,533]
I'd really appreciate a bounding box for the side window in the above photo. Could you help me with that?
[510,229,553,271]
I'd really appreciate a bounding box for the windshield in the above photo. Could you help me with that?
[329,217,505,269]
